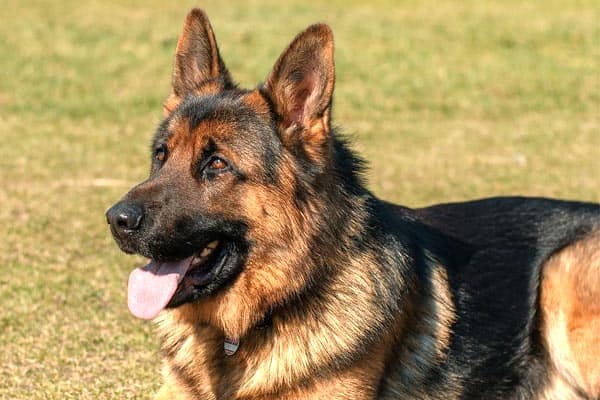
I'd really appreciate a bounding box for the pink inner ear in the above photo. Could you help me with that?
[288,73,317,126]
[290,88,309,125]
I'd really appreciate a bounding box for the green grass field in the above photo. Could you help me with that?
[1,0,598,398]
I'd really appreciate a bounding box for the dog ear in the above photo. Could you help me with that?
[262,24,335,157]
[163,9,233,116]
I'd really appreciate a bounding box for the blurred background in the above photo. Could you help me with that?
[1,0,598,398]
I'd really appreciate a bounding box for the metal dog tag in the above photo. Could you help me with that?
[224,337,240,356]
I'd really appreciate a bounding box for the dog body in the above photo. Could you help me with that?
[107,9,600,399]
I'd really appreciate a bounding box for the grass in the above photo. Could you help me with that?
[0,0,598,398]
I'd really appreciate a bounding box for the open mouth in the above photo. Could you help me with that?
[127,239,230,320]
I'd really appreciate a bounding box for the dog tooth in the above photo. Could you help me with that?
[207,240,219,249]
[200,247,213,257]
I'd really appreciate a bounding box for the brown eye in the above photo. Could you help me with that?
[154,144,167,162]
[209,157,228,170]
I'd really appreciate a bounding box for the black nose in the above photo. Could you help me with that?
[106,202,144,232]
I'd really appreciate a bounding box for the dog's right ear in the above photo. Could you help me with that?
[163,9,233,116]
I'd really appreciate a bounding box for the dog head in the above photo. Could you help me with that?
[106,9,353,336]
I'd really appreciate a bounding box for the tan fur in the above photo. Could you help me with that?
[165,152,326,339]
[163,93,182,117]
[538,373,586,400]
[146,127,410,397]
[155,236,409,398]
[151,241,465,399]
[111,8,600,400]
[540,232,600,399]
[429,261,456,359]
[379,254,462,399]
[242,91,271,116]
[148,16,461,396]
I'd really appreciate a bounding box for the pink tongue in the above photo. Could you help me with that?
[127,257,193,320]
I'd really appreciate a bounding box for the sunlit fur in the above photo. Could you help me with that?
[107,8,600,400]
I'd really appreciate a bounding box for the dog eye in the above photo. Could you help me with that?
[208,157,228,171]
[154,144,167,162]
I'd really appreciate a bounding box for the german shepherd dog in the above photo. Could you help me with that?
[106,9,600,399]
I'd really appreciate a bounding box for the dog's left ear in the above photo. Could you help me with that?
[262,24,335,157]
[163,8,234,116]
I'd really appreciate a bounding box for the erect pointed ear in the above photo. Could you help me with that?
[262,24,335,155]
[163,8,233,116]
